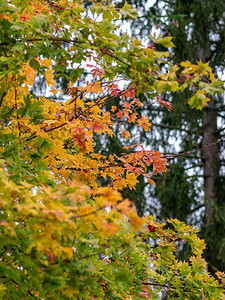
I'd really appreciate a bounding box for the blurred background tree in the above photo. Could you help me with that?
[118,0,225,273]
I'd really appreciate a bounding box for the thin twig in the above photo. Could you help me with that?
[79,252,103,260]
[0,91,6,107]
[72,199,125,220]
[142,281,225,290]
[105,295,113,300]
[142,281,176,289]
[23,37,85,45]
[0,107,14,117]
[72,206,105,219]
[100,49,132,68]
[163,136,225,159]
[0,247,7,258]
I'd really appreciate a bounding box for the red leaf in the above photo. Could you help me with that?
[109,83,120,97]
[157,97,172,111]
[90,120,105,132]
[147,224,156,233]
[46,249,55,263]
[147,43,155,50]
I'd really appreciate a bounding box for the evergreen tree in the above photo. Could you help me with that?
[122,0,225,273]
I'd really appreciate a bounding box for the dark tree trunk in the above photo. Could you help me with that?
[197,32,222,270]
[202,96,220,227]
[194,17,220,229]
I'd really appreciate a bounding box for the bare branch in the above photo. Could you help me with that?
[163,136,225,159]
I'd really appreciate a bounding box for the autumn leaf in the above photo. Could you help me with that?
[122,130,130,139]
[111,105,117,112]
[126,172,138,188]
[157,96,172,111]
[116,110,123,120]
[128,209,144,231]
[90,120,105,132]
[138,116,152,131]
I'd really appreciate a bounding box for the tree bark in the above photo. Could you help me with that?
[201,95,220,227]
[195,20,221,229]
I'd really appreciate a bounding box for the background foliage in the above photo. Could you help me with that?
[106,0,225,273]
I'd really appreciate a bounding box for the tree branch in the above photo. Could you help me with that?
[23,37,85,45]
[79,252,103,260]
[163,136,225,159]
[72,206,105,220]
[142,281,225,290]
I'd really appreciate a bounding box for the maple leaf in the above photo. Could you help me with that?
[116,110,123,120]
[126,172,138,188]
[147,224,157,233]
[123,101,131,109]
[138,116,151,131]
[157,96,172,111]
[45,69,55,87]
[147,178,156,185]
[149,152,168,175]
[90,120,105,132]
[128,112,137,123]
[140,286,150,298]
[122,130,130,139]
[111,105,117,112]
[109,84,120,97]
[87,64,105,78]
[128,209,144,231]
[20,62,37,86]
[125,163,135,173]
[129,89,135,98]
[116,199,131,215]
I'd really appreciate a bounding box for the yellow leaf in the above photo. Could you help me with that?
[126,173,138,189]
[147,178,156,185]
[45,69,56,87]
[128,209,144,231]
[122,130,130,139]
[138,116,151,131]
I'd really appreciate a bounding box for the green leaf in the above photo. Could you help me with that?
[157,36,175,48]
[188,91,209,110]
[120,2,138,19]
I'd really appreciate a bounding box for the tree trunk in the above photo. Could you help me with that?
[197,28,221,271]
[201,95,220,227]
[195,21,220,227]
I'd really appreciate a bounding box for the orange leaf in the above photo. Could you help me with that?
[138,116,151,131]
[122,130,130,140]
[116,110,123,120]
[111,105,117,112]
[128,209,144,231]
[126,173,138,188]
